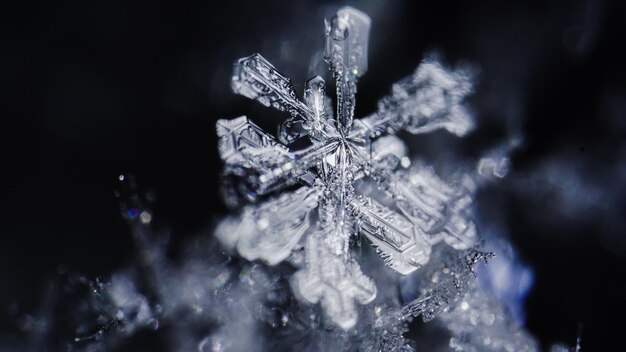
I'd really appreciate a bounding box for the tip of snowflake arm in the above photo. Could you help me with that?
[231,54,315,126]
[215,186,321,265]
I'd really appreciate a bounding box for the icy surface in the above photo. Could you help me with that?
[217,6,477,329]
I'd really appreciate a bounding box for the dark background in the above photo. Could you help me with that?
[1,0,625,350]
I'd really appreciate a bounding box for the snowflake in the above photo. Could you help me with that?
[216,6,476,329]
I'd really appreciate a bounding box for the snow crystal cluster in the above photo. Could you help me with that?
[4,7,563,352]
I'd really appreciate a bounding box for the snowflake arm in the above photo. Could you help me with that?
[325,6,371,134]
[401,250,494,322]
[351,59,474,140]
[353,196,432,275]
[371,165,477,250]
[216,186,321,265]
[217,115,289,170]
[217,115,336,198]
[293,228,376,330]
[232,54,337,144]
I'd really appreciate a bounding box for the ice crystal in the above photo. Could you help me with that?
[216,6,476,329]
[401,249,495,323]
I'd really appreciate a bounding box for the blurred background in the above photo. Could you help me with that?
[1,0,625,349]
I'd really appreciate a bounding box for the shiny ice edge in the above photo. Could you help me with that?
[216,6,476,329]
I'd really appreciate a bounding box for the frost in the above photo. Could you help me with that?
[216,6,477,329]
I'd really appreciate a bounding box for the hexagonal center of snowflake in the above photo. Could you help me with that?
[319,136,367,177]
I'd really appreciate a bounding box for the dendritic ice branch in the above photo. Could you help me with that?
[401,249,495,323]
[216,6,477,329]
